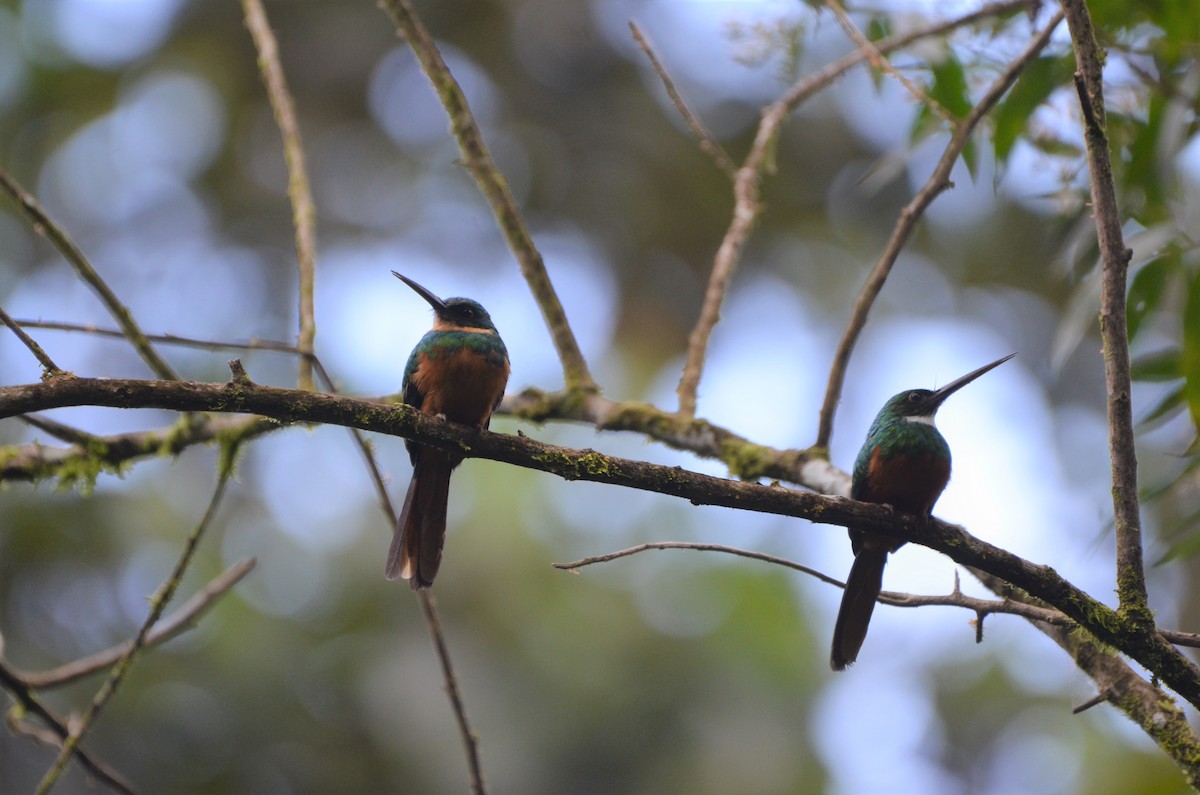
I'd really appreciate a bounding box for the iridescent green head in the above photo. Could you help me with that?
[876,353,1015,424]
[393,271,498,332]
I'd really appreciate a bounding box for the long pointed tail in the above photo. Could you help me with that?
[830,547,888,671]
[385,451,453,589]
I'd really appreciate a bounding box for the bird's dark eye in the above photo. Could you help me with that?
[907,392,921,402]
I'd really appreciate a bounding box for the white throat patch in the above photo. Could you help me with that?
[906,414,937,427]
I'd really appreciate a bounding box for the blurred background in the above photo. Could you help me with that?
[1,0,1198,793]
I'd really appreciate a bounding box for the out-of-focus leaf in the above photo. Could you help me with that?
[1138,383,1186,428]
[1131,348,1182,381]
[1029,135,1084,158]
[1127,253,1177,341]
[1184,270,1200,435]
[963,136,978,180]
[992,55,1074,163]
[1126,95,1167,223]
[912,55,970,141]
[866,16,890,42]
[1154,523,1200,565]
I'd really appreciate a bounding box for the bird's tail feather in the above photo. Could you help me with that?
[830,547,888,671]
[384,451,453,589]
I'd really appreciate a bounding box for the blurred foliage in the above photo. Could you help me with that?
[0,1,1199,794]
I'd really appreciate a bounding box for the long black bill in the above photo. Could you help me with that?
[392,271,447,312]
[930,353,1016,408]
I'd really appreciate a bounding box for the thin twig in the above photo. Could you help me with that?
[0,168,179,381]
[0,305,64,377]
[377,0,595,393]
[673,0,1035,418]
[18,413,101,446]
[826,0,953,123]
[17,319,305,355]
[557,541,843,585]
[629,21,736,177]
[0,661,136,794]
[311,350,479,792]
[554,541,1192,638]
[18,559,256,689]
[35,459,236,794]
[814,11,1064,449]
[241,0,318,391]
[418,592,487,795]
[1061,0,1149,622]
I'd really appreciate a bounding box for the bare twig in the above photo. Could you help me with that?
[241,0,318,391]
[306,348,480,793]
[629,22,736,177]
[674,0,1036,418]
[825,0,953,123]
[0,305,64,377]
[0,660,136,794]
[18,413,100,446]
[815,11,1064,449]
[418,592,487,795]
[35,459,236,794]
[377,0,594,393]
[18,559,255,689]
[553,541,1200,644]
[1060,0,1149,621]
[557,541,844,584]
[0,168,179,381]
[17,319,305,356]
[674,153,759,417]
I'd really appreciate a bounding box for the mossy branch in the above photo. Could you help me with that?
[2,372,1199,709]
[1061,0,1150,622]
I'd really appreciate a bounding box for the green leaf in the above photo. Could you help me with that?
[866,17,891,42]
[1182,269,1200,436]
[930,55,971,119]
[1138,384,1186,428]
[1130,348,1182,382]
[992,55,1074,163]
[912,55,970,141]
[1155,522,1200,565]
[1126,255,1175,341]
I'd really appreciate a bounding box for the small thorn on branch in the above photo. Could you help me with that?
[228,359,252,385]
[1073,692,1108,714]
[1073,72,1100,134]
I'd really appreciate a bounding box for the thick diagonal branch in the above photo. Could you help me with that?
[2,373,1198,708]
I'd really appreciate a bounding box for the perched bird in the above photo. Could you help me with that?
[830,353,1014,670]
[385,271,510,589]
